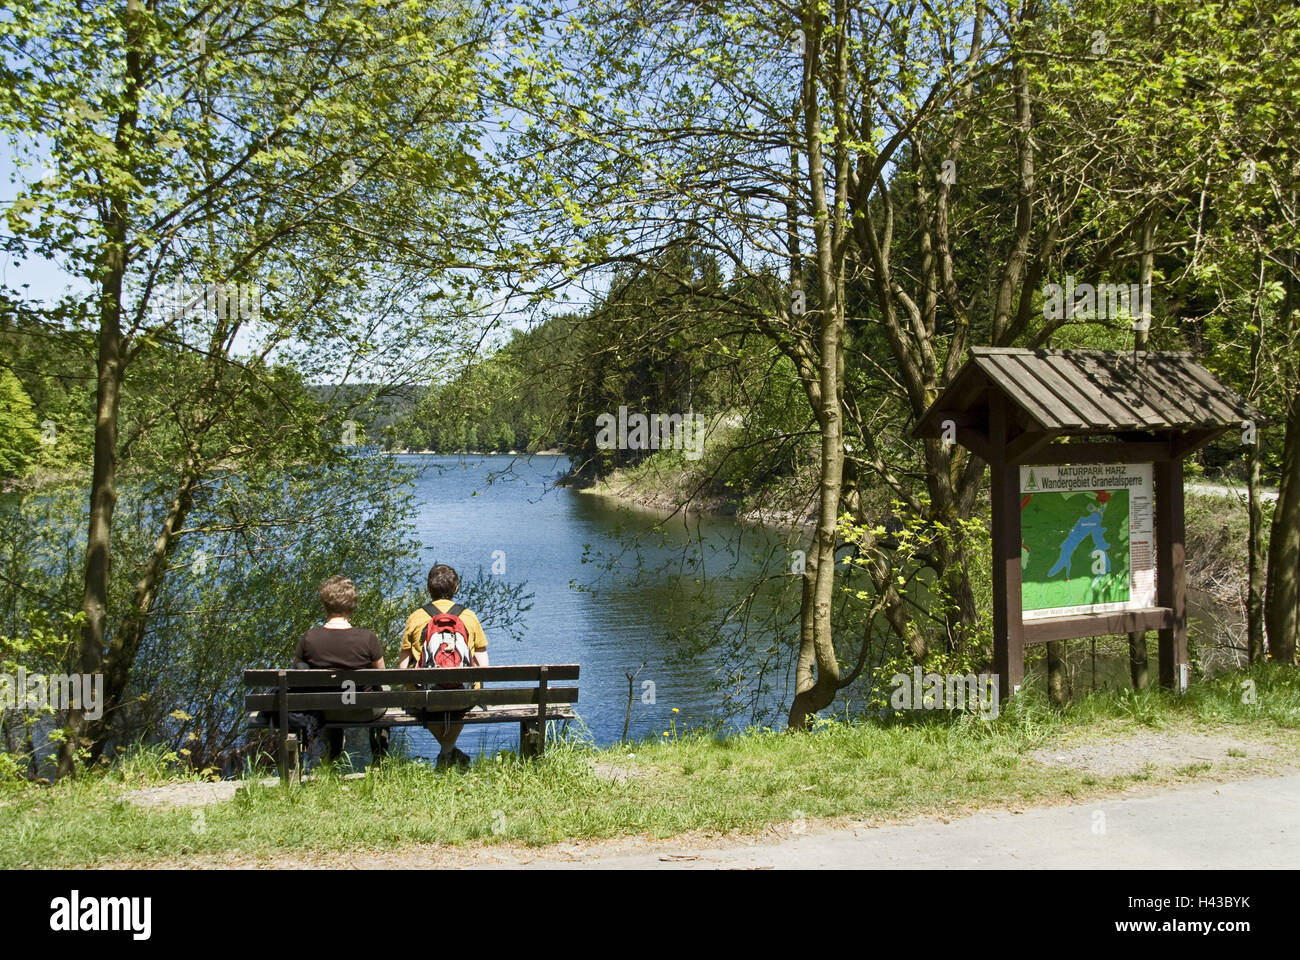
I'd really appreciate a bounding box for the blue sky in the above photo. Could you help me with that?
[0,140,89,305]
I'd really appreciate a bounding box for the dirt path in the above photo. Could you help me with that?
[1187,482,1278,502]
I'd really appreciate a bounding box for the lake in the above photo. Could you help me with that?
[384,454,806,762]
[327,454,1246,765]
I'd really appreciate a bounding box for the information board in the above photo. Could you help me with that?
[1019,463,1156,620]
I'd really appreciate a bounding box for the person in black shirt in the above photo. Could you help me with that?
[294,575,388,763]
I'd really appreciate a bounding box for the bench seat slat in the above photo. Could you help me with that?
[244,687,579,713]
[241,665,579,686]
[247,704,575,728]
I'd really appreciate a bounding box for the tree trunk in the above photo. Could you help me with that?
[1128,635,1149,689]
[58,231,125,779]
[936,522,979,653]
[1247,421,1266,663]
[1247,260,1268,664]
[787,0,847,730]
[1128,211,1156,688]
[57,0,145,778]
[1046,640,1066,707]
[86,468,199,760]
[1265,262,1299,665]
[1265,397,1300,664]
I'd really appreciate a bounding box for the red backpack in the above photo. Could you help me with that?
[417,602,474,688]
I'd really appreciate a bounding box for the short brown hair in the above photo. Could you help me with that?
[319,575,357,617]
[426,564,459,600]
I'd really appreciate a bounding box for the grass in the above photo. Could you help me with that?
[1,663,1297,868]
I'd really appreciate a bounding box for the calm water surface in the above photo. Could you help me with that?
[386,454,803,761]
[365,454,1236,764]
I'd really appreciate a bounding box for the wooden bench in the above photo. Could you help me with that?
[242,665,579,783]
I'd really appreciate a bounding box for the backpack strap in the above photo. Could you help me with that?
[422,602,465,620]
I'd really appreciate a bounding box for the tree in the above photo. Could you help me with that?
[1,0,505,772]
[496,0,1170,722]
[495,0,1298,724]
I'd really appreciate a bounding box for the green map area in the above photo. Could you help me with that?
[1020,489,1131,612]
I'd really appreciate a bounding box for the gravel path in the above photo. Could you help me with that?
[1028,732,1281,777]
[122,772,364,808]
[516,774,1300,869]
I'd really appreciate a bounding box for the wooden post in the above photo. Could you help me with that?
[277,669,290,784]
[284,733,301,785]
[990,393,1025,697]
[521,721,544,759]
[518,667,551,758]
[534,665,549,756]
[1156,458,1189,691]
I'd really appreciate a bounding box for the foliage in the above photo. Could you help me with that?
[0,611,83,779]
[0,367,41,479]
[0,451,421,770]
[839,499,994,706]
[1,0,1296,759]
[389,321,573,454]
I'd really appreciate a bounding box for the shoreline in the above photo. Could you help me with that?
[384,448,815,529]
[387,448,566,457]
[575,475,817,531]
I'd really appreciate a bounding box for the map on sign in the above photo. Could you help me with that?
[1019,463,1155,620]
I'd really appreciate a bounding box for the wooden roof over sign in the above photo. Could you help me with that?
[914,347,1266,439]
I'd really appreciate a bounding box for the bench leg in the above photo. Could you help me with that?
[280,732,301,785]
[520,720,544,758]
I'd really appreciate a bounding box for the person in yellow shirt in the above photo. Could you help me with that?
[400,563,488,768]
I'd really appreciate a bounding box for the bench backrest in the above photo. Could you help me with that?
[242,665,579,713]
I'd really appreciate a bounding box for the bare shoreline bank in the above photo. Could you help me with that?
[574,477,817,531]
